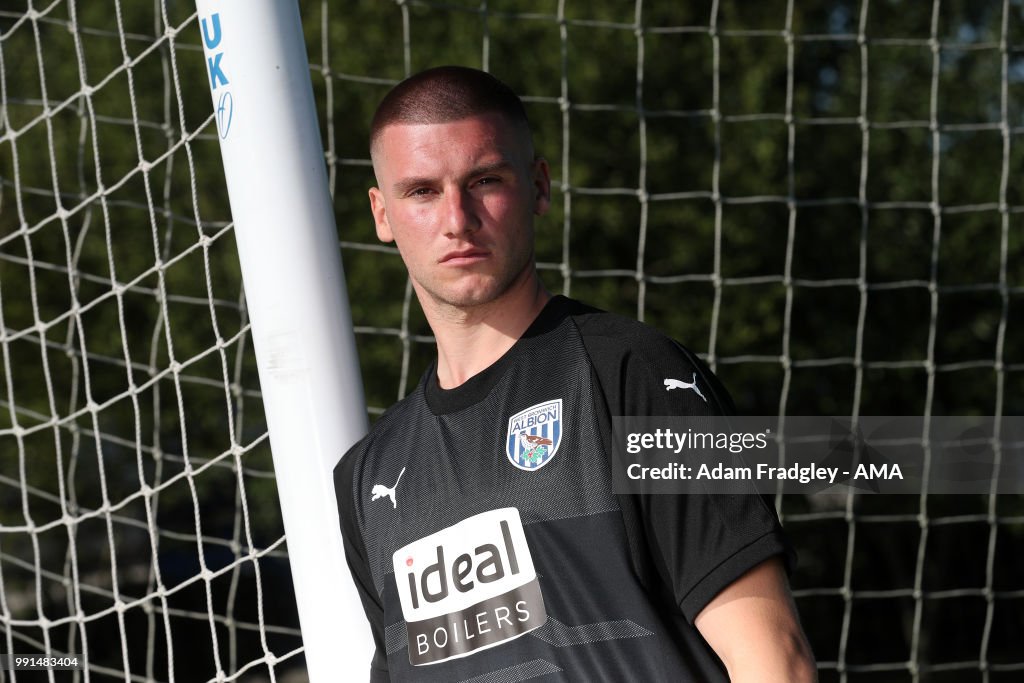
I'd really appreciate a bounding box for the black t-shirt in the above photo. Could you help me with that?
[334,296,789,682]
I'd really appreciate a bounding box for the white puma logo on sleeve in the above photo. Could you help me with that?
[664,373,708,403]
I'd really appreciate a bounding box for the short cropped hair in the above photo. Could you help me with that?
[369,66,531,154]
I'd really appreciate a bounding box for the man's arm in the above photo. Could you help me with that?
[695,557,817,682]
[574,304,812,678]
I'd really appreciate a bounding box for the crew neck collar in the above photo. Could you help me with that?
[422,295,571,415]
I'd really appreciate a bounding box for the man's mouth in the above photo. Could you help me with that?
[439,248,490,264]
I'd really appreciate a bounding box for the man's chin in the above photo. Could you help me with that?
[418,263,535,311]
[427,279,510,310]
[439,289,501,309]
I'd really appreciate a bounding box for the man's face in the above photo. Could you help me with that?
[368,113,550,311]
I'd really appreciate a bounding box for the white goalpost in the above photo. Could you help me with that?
[193,1,372,681]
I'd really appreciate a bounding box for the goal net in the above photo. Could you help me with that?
[1,1,1021,681]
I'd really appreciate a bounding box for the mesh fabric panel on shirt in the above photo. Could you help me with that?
[456,659,564,683]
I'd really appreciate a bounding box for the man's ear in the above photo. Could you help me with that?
[368,187,394,243]
[531,156,551,216]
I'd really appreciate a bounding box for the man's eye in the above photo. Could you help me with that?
[476,176,501,186]
[409,187,433,197]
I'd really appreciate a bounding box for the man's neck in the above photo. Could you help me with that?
[423,274,551,389]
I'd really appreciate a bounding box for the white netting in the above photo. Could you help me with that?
[1,1,1022,682]
[1,1,298,681]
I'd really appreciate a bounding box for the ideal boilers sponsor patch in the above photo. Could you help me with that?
[393,508,547,666]
[506,398,563,470]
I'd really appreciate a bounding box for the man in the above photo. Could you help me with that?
[334,65,816,682]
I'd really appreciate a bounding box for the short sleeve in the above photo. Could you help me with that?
[577,313,792,622]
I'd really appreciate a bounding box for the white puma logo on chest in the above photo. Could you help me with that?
[371,467,406,508]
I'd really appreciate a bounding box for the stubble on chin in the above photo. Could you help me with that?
[415,253,536,316]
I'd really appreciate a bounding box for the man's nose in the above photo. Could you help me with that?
[443,188,480,237]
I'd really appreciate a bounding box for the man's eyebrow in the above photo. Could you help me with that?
[391,159,517,195]
[392,176,435,195]
[467,159,516,177]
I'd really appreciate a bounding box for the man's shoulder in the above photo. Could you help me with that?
[334,387,427,481]
[560,297,706,373]
[575,301,675,340]
[558,297,734,415]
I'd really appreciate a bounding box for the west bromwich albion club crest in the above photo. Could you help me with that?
[506,399,563,470]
